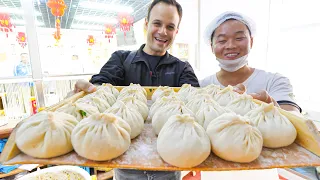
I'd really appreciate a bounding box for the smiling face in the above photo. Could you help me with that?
[212,20,253,60]
[143,2,180,56]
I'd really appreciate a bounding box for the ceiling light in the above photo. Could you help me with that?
[0,7,41,16]
[79,1,134,13]
[74,16,118,24]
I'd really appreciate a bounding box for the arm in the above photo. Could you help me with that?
[179,62,200,87]
[267,73,301,112]
[89,51,128,86]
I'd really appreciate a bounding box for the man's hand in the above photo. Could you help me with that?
[66,79,96,98]
[182,171,201,180]
[249,90,280,107]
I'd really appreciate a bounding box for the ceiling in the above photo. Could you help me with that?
[0,0,152,30]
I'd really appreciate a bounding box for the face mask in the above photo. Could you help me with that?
[216,54,249,72]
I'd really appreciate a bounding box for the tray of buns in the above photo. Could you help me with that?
[1,83,320,171]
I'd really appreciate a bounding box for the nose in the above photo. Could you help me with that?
[158,26,167,35]
[226,40,236,49]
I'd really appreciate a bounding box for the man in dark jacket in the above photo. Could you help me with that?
[72,0,200,179]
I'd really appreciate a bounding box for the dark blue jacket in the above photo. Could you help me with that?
[90,44,199,87]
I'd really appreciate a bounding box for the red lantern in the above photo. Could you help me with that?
[104,24,116,43]
[87,35,95,46]
[47,0,67,17]
[16,32,27,48]
[118,13,133,36]
[0,13,14,37]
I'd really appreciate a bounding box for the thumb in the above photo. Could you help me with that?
[75,80,96,93]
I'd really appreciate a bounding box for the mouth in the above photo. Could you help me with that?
[154,37,168,44]
[224,53,240,59]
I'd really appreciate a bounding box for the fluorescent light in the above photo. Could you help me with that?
[0,7,42,16]
[74,15,118,24]
[11,19,44,26]
[71,24,103,30]
[79,1,134,13]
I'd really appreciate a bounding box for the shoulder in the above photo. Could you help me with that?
[200,74,216,87]
[253,69,290,83]
[111,50,132,60]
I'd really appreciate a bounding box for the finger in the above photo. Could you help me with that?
[234,83,246,94]
[250,90,274,104]
[75,79,96,93]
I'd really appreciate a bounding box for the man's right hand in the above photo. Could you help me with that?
[66,79,97,98]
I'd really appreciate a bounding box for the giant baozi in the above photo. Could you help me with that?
[195,101,226,130]
[97,83,120,98]
[149,96,182,118]
[16,111,78,158]
[206,113,263,163]
[71,113,131,161]
[56,102,99,121]
[152,102,193,135]
[115,97,149,120]
[157,114,210,168]
[117,89,147,104]
[226,94,259,116]
[214,85,239,106]
[121,83,147,97]
[105,101,144,139]
[245,103,297,148]
[151,86,171,102]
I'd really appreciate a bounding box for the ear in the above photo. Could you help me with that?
[176,28,179,35]
[144,18,148,30]
[250,37,253,48]
[211,44,215,54]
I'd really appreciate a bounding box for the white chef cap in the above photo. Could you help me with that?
[204,11,256,45]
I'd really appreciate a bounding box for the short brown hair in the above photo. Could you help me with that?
[147,0,183,24]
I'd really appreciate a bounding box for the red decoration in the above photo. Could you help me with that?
[0,13,14,37]
[47,0,67,17]
[53,19,61,43]
[118,13,133,36]
[16,32,27,48]
[47,0,66,43]
[104,24,116,42]
[87,35,95,46]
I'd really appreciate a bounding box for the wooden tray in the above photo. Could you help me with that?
[1,86,320,171]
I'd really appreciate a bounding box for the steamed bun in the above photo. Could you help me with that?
[152,102,194,135]
[186,94,215,114]
[105,101,144,139]
[195,101,226,130]
[206,113,263,163]
[71,113,131,161]
[76,96,111,112]
[151,86,171,102]
[56,102,99,121]
[226,94,259,116]
[117,89,147,104]
[157,114,211,168]
[97,83,120,98]
[178,84,197,103]
[16,111,78,158]
[115,97,149,120]
[245,103,297,148]
[214,85,239,106]
[121,83,147,97]
[149,96,182,118]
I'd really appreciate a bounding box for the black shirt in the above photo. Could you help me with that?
[141,50,163,73]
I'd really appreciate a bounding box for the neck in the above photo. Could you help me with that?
[217,65,254,86]
[143,45,166,56]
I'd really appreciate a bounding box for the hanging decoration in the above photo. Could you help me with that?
[0,13,14,38]
[87,35,95,46]
[104,24,116,43]
[46,0,67,17]
[47,0,67,43]
[16,32,27,48]
[118,13,133,36]
[53,19,61,43]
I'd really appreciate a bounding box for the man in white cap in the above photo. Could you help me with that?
[201,11,301,112]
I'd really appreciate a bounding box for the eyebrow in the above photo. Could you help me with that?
[216,31,246,39]
[152,19,176,27]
